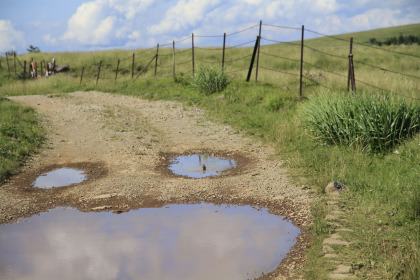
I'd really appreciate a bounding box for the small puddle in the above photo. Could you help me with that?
[33,168,87,189]
[0,204,299,280]
[169,154,236,178]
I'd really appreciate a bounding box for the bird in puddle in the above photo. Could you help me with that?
[202,164,206,171]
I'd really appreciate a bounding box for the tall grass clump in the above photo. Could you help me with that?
[191,66,229,95]
[0,98,44,182]
[301,93,420,154]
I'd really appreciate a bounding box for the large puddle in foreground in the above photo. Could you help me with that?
[0,204,299,280]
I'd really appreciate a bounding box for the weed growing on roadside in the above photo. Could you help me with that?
[191,66,229,95]
[301,92,420,154]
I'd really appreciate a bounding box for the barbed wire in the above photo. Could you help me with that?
[353,41,420,59]
[195,46,222,51]
[262,24,301,31]
[225,40,256,49]
[195,34,224,38]
[224,54,252,64]
[303,76,333,90]
[259,66,301,77]
[196,58,222,64]
[355,79,420,101]
[225,67,250,74]
[175,36,192,44]
[354,59,420,80]
[304,45,348,61]
[260,51,300,63]
[175,48,192,54]
[260,37,301,47]
[303,61,348,79]
[226,24,259,37]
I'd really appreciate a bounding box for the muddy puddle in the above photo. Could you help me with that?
[169,154,236,178]
[32,168,87,189]
[0,203,299,280]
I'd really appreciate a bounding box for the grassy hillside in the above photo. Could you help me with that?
[0,24,419,279]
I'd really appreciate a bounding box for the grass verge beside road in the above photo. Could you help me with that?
[0,98,44,183]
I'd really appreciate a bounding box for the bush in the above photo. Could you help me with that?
[191,66,228,95]
[301,93,420,154]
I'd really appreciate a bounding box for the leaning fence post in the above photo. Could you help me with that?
[115,59,120,81]
[247,36,260,82]
[222,33,226,70]
[96,60,102,85]
[6,53,10,75]
[173,41,175,77]
[80,66,84,84]
[131,53,135,79]
[255,20,262,83]
[192,33,195,74]
[299,25,305,98]
[155,43,159,77]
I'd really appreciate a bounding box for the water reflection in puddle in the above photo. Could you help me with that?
[169,154,236,178]
[0,204,299,280]
[33,168,87,189]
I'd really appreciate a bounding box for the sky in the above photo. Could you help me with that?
[0,0,419,54]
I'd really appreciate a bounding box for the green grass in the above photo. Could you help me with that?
[0,23,419,279]
[301,93,420,154]
[0,98,44,183]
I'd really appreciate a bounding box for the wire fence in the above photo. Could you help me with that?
[0,21,419,100]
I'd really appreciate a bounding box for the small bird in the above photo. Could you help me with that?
[202,164,206,171]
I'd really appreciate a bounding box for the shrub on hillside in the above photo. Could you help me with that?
[191,66,228,95]
[301,93,420,154]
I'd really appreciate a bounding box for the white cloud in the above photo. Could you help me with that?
[61,0,153,46]
[148,0,221,35]
[0,20,26,53]
[349,8,412,31]
[43,34,58,45]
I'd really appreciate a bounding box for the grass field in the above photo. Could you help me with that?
[1,23,419,279]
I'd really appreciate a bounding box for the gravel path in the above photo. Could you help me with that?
[1,91,314,279]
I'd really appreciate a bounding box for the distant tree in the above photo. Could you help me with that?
[27,45,41,53]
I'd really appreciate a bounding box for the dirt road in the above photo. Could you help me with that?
[1,91,313,279]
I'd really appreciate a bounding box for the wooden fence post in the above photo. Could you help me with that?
[155,43,159,77]
[0,60,2,71]
[80,66,84,84]
[40,61,43,77]
[246,36,260,82]
[14,53,17,77]
[347,37,356,93]
[222,33,226,70]
[6,53,10,74]
[115,59,120,81]
[299,25,305,98]
[24,60,27,76]
[35,62,38,79]
[255,20,262,83]
[96,60,102,85]
[131,53,135,79]
[173,41,175,77]
[192,33,195,74]
[43,60,46,76]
